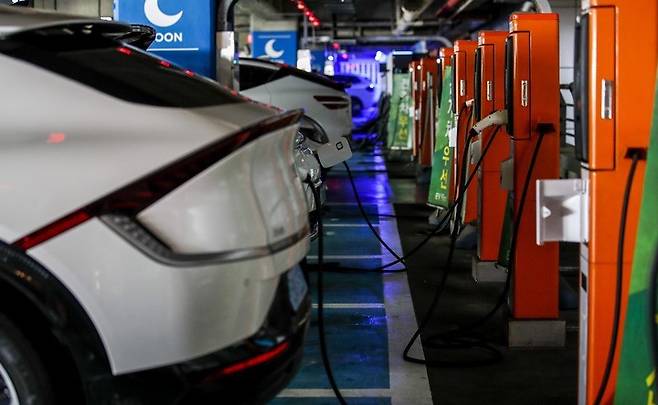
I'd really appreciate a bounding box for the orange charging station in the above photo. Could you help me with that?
[451,40,477,223]
[473,31,510,268]
[439,47,456,204]
[505,13,560,326]
[418,57,439,168]
[576,1,657,403]
[411,59,422,160]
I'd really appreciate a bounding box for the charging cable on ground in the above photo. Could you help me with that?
[402,125,504,367]
[593,149,644,405]
[310,183,348,405]
[403,122,550,368]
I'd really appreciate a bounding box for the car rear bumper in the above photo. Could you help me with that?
[103,267,311,404]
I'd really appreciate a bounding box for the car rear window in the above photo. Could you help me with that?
[0,25,241,108]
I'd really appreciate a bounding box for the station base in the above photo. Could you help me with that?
[508,319,566,348]
[471,257,507,283]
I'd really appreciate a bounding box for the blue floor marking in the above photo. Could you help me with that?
[287,308,389,389]
[309,272,384,304]
[272,149,396,404]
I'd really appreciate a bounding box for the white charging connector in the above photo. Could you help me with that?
[471,110,508,135]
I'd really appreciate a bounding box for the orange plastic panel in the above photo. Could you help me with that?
[476,31,510,261]
[452,40,478,223]
[582,1,657,404]
[419,57,439,167]
[508,13,560,319]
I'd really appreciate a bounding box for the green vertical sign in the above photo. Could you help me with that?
[428,66,455,208]
[615,72,658,404]
[388,73,413,150]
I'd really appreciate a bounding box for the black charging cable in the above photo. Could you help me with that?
[448,126,550,338]
[323,106,475,275]
[402,124,552,367]
[402,126,504,367]
[310,183,348,405]
[593,149,643,405]
[343,161,406,269]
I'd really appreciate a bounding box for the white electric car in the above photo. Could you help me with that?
[239,57,353,168]
[332,73,380,118]
[0,7,310,405]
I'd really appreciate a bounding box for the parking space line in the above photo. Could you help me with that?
[312,303,385,309]
[324,223,380,227]
[306,255,383,260]
[278,388,391,398]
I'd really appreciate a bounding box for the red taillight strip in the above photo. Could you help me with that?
[12,109,303,250]
[202,341,290,382]
[14,211,91,250]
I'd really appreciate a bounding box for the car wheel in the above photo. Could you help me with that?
[351,97,363,117]
[0,314,52,405]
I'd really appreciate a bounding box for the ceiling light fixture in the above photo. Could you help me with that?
[290,0,321,27]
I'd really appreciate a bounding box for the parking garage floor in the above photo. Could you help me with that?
[272,146,579,405]
[272,149,432,405]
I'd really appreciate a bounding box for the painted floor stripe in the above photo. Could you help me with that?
[312,303,385,309]
[278,389,391,398]
[326,202,379,206]
[307,255,383,260]
[324,223,380,227]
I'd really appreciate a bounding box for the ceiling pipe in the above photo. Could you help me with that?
[393,0,437,35]
[313,34,452,46]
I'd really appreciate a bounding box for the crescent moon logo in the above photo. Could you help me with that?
[265,39,285,59]
[144,0,183,28]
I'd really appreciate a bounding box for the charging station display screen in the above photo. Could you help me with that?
[437,61,443,107]
[474,47,483,121]
[504,36,515,136]
[451,54,457,114]
[574,15,590,163]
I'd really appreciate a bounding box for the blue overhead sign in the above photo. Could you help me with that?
[114,0,215,78]
[252,31,298,66]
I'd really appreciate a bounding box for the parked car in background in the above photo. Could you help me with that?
[0,7,310,404]
[331,73,380,118]
[239,57,353,169]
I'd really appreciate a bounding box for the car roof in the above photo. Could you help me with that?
[0,5,128,37]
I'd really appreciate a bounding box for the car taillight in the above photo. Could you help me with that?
[314,95,349,110]
[12,110,303,251]
[201,341,290,383]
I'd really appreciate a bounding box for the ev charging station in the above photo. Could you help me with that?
[451,40,478,226]
[504,12,563,344]
[411,54,439,170]
[574,1,656,403]
[418,57,440,169]
[531,1,658,401]
[471,31,510,282]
